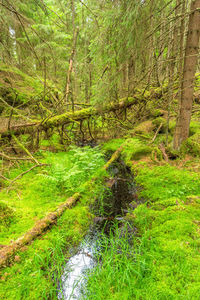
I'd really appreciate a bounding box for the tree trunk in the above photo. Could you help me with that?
[173,0,200,150]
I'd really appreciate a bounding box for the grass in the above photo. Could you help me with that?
[82,149,200,299]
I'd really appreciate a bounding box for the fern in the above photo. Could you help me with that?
[38,146,105,193]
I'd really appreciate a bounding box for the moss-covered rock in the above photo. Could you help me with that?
[122,138,152,162]
[151,109,167,118]
[189,121,200,136]
[152,117,167,133]
[181,131,200,156]
[133,120,155,135]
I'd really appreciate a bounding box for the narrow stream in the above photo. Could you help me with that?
[58,160,137,300]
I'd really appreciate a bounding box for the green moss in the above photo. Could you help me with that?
[127,164,200,298]
[189,121,200,136]
[152,117,167,132]
[181,131,200,156]
[133,120,155,135]
[0,146,107,299]
[0,204,92,300]
[121,138,152,162]
[151,108,166,118]
[0,202,15,228]
[102,138,126,152]
[0,63,59,107]
[135,165,200,201]
[85,161,200,299]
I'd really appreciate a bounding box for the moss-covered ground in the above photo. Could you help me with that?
[1,134,200,299]
[85,138,200,299]
[0,146,106,299]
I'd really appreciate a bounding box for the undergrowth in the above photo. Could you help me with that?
[0,146,107,299]
[0,146,105,244]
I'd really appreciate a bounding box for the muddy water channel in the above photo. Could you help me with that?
[58,160,138,300]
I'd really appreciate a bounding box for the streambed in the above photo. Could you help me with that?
[58,160,138,299]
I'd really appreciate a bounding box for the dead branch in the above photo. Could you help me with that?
[0,193,80,269]
[149,123,163,144]
[0,152,32,161]
[11,134,39,165]
[0,175,11,182]
[159,143,169,162]
[9,164,48,186]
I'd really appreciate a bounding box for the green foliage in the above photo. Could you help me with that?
[85,223,138,300]
[0,146,107,299]
[0,147,105,244]
[40,146,105,192]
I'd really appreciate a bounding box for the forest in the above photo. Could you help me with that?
[0,0,200,299]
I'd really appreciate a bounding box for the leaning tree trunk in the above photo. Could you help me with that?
[173,0,200,150]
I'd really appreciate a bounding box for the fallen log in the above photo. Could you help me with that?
[0,144,124,269]
[0,89,160,138]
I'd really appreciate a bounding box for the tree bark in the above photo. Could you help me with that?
[173,0,200,149]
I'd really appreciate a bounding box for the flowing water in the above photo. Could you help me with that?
[58,160,137,300]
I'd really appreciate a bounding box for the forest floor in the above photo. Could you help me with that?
[0,136,200,299]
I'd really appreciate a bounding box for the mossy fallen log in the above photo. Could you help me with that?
[0,90,158,138]
[0,193,80,269]
[0,144,124,269]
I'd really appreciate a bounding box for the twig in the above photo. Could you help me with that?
[159,143,169,162]
[12,134,39,164]
[149,123,163,144]
[0,152,32,161]
[9,164,48,185]
[0,175,11,182]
